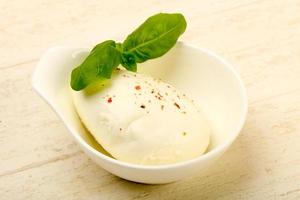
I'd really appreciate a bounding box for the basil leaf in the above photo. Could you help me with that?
[122,13,186,63]
[70,13,187,91]
[71,40,121,91]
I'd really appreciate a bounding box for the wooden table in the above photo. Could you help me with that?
[1,0,299,199]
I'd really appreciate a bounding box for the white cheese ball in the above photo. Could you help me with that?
[72,70,210,165]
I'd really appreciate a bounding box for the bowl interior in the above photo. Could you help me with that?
[32,42,246,163]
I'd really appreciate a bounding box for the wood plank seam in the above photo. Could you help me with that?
[0,151,83,179]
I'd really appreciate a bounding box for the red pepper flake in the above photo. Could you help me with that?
[174,102,180,109]
[140,105,146,109]
[107,97,112,103]
[135,85,141,90]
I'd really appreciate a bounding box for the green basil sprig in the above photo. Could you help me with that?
[71,13,187,91]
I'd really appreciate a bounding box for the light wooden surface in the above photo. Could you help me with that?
[1,0,300,199]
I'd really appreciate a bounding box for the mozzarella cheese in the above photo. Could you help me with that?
[72,69,210,165]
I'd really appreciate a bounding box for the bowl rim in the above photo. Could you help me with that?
[32,41,248,171]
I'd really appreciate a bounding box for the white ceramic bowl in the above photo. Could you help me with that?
[32,42,247,184]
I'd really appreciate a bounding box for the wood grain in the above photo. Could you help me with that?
[0,0,300,199]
